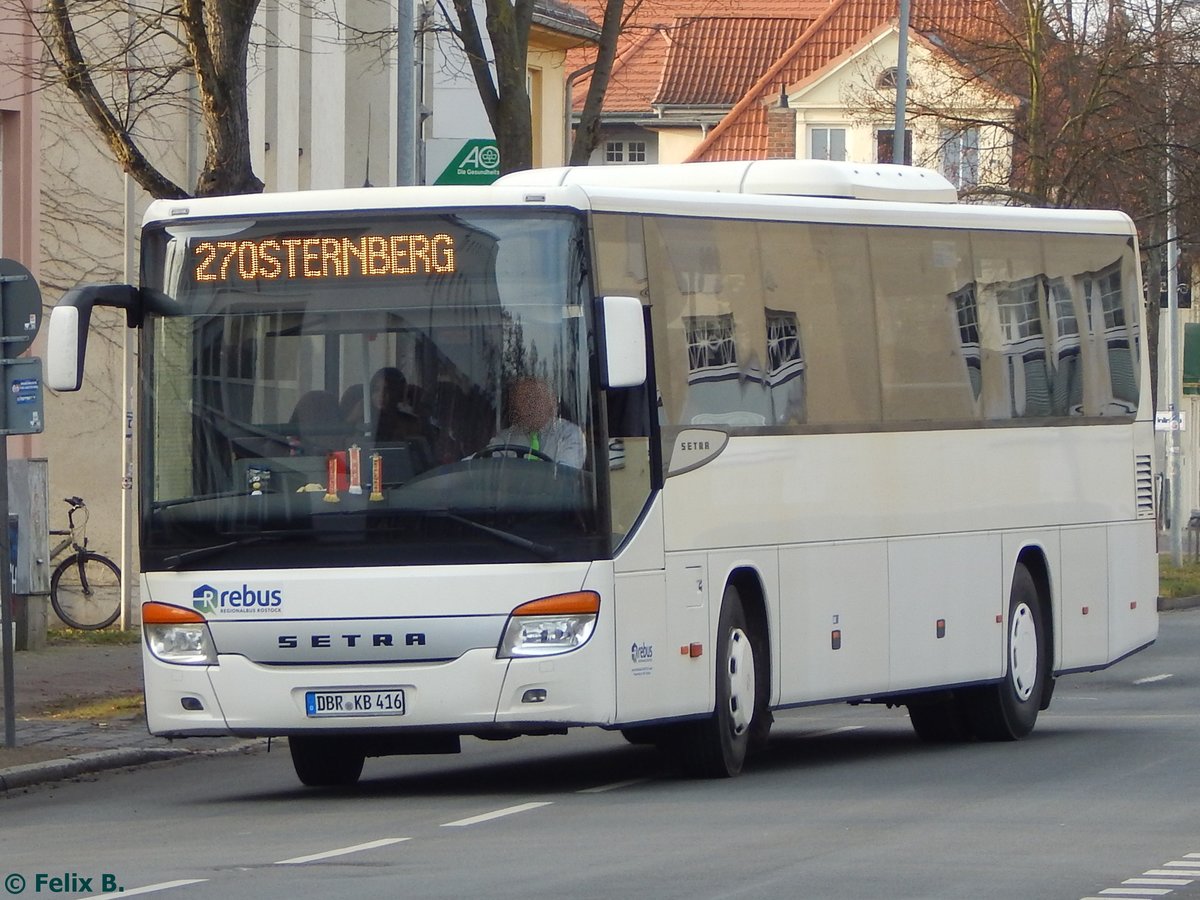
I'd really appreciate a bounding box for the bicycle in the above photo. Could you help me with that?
[49,496,122,630]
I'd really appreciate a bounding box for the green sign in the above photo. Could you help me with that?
[435,139,501,185]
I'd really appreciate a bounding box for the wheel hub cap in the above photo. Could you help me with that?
[1009,602,1038,702]
[726,628,756,735]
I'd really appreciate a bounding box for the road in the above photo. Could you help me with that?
[3,609,1200,900]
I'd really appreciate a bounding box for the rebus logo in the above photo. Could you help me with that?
[192,584,218,614]
[193,583,283,613]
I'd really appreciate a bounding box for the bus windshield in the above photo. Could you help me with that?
[138,209,603,570]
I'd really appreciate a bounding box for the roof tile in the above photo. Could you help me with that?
[657,17,814,107]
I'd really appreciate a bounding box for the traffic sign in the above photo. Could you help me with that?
[0,259,42,350]
[0,358,42,436]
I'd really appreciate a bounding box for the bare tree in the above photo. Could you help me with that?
[35,0,264,199]
[569,0,625,165]
[444,0,536,173]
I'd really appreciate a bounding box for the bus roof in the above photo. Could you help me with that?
[142,162,1135,239]
[497,160,961,203]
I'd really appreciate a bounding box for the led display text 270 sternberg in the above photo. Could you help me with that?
[192,232,457,283]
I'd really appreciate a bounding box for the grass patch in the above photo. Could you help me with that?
[1158,555,1200,599]
[39,693,145,720]
[47,628,140,646]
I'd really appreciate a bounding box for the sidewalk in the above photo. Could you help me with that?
[0,640,256,791]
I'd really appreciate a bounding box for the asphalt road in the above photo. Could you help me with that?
[3,609,1199,900]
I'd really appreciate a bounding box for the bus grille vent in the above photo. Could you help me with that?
[1135,454,1155,519]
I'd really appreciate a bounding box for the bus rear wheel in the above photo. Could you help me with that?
[677,585,760,778]
[964,564,1047,741]
[289,736,366,787]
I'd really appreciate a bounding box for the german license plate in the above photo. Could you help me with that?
[305,689,406,717]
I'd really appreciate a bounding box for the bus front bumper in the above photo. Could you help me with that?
[144,646,615,737]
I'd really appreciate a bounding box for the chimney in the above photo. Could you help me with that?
[765,87,796,159]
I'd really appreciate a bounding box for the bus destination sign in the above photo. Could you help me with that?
[192,232,457,284]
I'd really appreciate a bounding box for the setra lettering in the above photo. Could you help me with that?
[277,632,426,650]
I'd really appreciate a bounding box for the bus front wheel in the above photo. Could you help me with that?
[965,564,1048,741]
[289,736,366,787]
[677,584,760,778]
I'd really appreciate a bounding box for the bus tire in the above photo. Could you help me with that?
[677,584,759,778]
[965,564,1047,741]
[289,736,366,787]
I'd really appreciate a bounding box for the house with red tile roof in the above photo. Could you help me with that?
[571,0,1019,194]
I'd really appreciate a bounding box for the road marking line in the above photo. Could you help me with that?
[441,801,553,827]
[579,778,649,793]
[806,725,866,738]
[1146,870,1200,877]
[1098,889,1175,896]
[1161,861,1200,868]
[95,880,208,899]
[275,838,410,865]
[1187,854,1200,859]
[1133,674,1174,685]
[1125,878,1193,886]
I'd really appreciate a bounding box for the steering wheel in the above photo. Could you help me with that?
[473,443,553,462]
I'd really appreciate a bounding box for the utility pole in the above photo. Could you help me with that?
[893,0,910,164]
[397,0,417,185]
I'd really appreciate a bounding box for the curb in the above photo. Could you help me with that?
[0,740,266,792]
[1159,594,1200,611]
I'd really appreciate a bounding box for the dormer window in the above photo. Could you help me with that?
[877,67,913,89]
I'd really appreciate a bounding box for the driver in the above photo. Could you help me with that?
[487,376,585,468]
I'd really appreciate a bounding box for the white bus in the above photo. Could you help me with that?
[47,160,1159,786]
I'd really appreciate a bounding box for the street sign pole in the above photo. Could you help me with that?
[0,430,12,748]
[0,259,45,748]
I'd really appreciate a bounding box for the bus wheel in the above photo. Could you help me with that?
[678,584,758,778]
[966,564,1047,741]
[289,736,366,787]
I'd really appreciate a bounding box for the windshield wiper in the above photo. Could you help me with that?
[162,535,269,570]
[433,511,557,560]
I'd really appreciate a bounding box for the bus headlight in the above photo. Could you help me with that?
[498,591,600,658]
[142,602,217,666]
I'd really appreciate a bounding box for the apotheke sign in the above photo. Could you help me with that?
[434,139,501,185]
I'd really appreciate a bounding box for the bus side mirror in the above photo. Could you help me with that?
[597,295,647,389]
[46,284,140,392]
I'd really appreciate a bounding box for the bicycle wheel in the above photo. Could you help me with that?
[51,552,122,630]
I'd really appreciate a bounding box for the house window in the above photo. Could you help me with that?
[877,67,913,89]
[604,141,648,165]
[876,129,912,165]
[941,127,980,189]
[810,127,847,161]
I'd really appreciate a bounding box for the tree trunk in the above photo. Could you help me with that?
[181,0,264,196]
[571,0,625,165]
